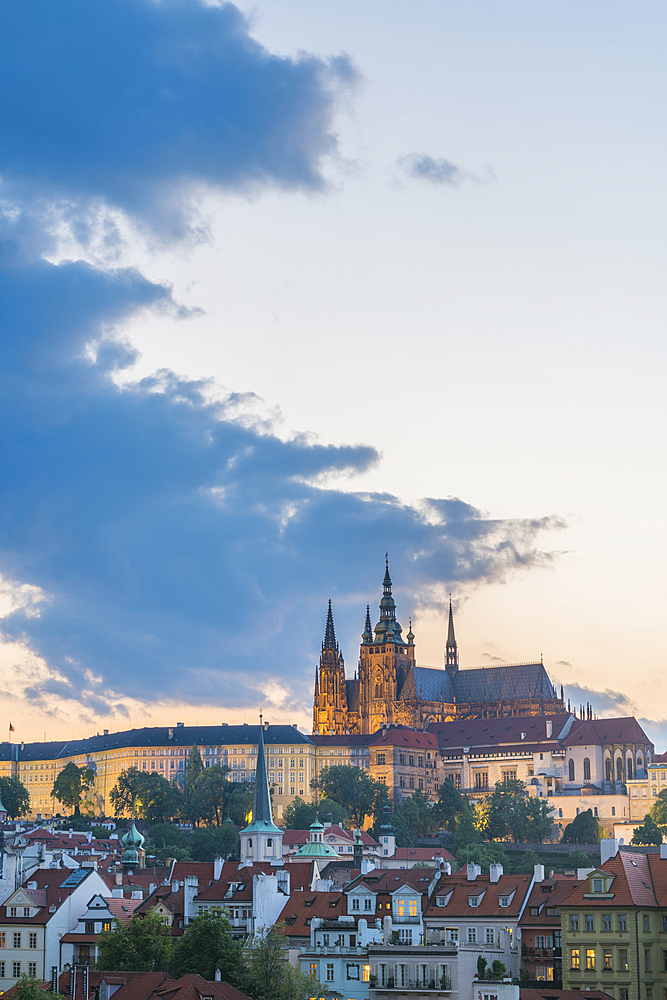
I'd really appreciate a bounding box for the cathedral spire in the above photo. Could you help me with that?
[362,605,373,643]
[323,599,337,650]
[445,595,458,674]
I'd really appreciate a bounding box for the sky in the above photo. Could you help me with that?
[0,0,665,746]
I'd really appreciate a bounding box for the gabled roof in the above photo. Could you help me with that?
[559,850,660,908]
[3,867,96,924]
[427,714,571,750]
[565,716,652,749]
[424,871,533,918]
[372,728,438,750]
[519,876,580,926]
[108,896,143,924]
[152,974,252,1000]
[346,868,438,896]
[278,891,346,937]
[194,861,312,902]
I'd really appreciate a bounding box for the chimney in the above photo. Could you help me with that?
[600,839,619,865]
[184,875,198,925]
[263,720,269,731]
[466,863,481,881]
[215,969,221,982]
[115,873,122,886]
[172,881,179,894]
[214,857,224,881]
[546,720,552,739]
[489,863,503,883]
[533,864,545,883]
[660,844,667,861]
[103,730,109,736]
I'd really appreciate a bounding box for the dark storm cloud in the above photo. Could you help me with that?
[0,0,355,232]
[0,0,564,714]
[0,246,563,712]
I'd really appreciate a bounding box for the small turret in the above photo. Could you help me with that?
[353,828,363,867]
[323,599,337,651]
[362,605,373,644]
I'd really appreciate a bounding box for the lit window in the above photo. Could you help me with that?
[571,949,580,970]
[586,949,596,970]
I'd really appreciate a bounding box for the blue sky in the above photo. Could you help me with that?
[0,0,665,743]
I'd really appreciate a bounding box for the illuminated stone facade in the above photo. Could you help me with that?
[313,562,564,736]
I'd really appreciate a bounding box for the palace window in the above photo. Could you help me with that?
[583,758,591,781]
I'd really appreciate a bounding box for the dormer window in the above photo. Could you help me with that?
[468,896,479,908]
[593,878,603,893]
[499,896,509,908]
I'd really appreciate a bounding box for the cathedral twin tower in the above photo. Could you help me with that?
[312,560,564,736]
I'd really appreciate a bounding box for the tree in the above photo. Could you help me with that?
[11,976,63,999]
[177,746,205,826]
[110,768,144,816]
[0,775,30,819]
[632,814,663,846]
[170,908,244,984]
[190,766,232,827]
[190,826,240,862]
[650,789,667,833]
[312,765,384,828]
[567,848,594,868]
[437,777,463,832]
[11,976,64,999]
[450,799,483,857]
[283,795,347,829]
[110,769,180,823]
[561,809,603,844]
[485,780,530,843]
[97,909,172,971]
[477,956,488,979]
[526,797,556,843]
[51,762,94,814]
[455,840,510,874]
[244,923,322,1000]
[513,848,541,874]
[490,960,507,979]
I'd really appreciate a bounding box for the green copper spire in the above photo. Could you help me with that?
[242,717,281,836]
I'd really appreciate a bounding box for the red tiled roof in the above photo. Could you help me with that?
[519,876,580,927]
[566,716,652,748]
[278,891,345,937]
[60,932,98,943]
[428,714,571,749]
[108,897,143,924]
[559,850,661,908]
[424,871,533,918]
[372,728,438,749]
[153,974,252,1000]
[3,868,95,924]
[392,847,454,862]
[310,734,377,747]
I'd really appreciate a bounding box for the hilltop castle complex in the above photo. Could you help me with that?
[312,561,564,735]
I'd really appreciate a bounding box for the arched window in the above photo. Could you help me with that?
[568,759,575,782]
[627,758,633,780]
[583,758,591,781]
[559,809,563,818]
[612,807,615,816]
[616,757,623,782]
[637,754,643,771]
[605,758,612,782]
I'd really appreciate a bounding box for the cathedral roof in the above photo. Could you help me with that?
[407,667,455,703]
[451,662,555,703]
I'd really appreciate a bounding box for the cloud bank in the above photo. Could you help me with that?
[0,0,564,718]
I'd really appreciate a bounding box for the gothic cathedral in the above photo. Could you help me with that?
[312,561,564,735]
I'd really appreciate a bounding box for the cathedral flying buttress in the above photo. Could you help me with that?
[312,560,565,736]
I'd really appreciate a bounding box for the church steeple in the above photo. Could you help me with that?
[323,599,337,650]
[445,595,458,675]
[362,605,373,644]
[240,716,282,862]
[312,600,348,735]
[374,555,404,644]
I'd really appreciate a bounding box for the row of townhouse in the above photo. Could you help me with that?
[560,841,667,1000]
[425,712,655,836]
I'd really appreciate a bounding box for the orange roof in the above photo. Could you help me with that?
[559,850,662,908]
[519,876,580,928]
[152,974,252,1000]
[108,896,143,924]
[278,891,345,937]
[424,871,533,918]
[392,847,454,862]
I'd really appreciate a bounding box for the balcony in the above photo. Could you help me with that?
[394,915,421,924]
[371,977,451,992]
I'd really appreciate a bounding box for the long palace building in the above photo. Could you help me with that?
[312,561,564,735]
